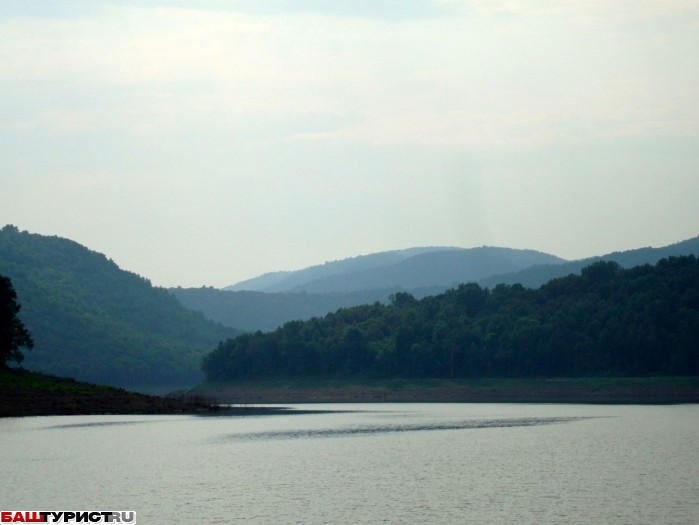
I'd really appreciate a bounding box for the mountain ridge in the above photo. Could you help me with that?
[0,225,239,388]
[479,235,699,289]
[176,235,699,334]
[227,246,565,293]
[225,246,462,292]
[290,247,566,293]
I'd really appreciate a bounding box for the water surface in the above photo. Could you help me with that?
[1,403,698,524]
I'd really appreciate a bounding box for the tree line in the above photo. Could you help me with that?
[202,256,699,381]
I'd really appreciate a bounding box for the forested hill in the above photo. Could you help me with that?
[202,256,699,381]
[479,235,699,289]
[0,225,239,388]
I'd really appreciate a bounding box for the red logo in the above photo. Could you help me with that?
[0,512,136,523]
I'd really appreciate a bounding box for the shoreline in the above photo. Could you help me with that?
[3,371,698,417]
[191,377,699,405]
[0,369,219,418]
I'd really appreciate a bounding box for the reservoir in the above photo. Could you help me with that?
[1,403,698,524]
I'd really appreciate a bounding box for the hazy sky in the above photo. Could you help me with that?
[1,0,698,287]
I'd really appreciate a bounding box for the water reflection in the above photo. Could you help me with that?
[222,416,592,441]
[44,420,152,430]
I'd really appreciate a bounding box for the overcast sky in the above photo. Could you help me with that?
[1,0,698,288]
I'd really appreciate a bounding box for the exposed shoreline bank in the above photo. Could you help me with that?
[0,369,219,418]
[3,371,698,418]
[0,369,342,418]
[191,377,699,405]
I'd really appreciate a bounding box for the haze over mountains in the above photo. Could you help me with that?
[171,287,446,333]
[175,236,699,333]
[175,247,566,332]
[226,247,566,293]
[225,247,463,292]
[3,223,698,389]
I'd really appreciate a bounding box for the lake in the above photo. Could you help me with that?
[1,403,698,524]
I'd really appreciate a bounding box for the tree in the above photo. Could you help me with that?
[0,275,34,367]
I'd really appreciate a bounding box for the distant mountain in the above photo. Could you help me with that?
[225,246,461,292]
[227,246,566,294]
[176,247,565,333]
[479,236,699,289]
[177,238,699,334]
[226,270,292,292]
[0,225,239,388]
[289,247,566,293]
[171,286,446,333]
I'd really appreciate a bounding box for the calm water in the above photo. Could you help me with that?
[1,403,698,524]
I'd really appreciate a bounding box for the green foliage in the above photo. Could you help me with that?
[0,225,239,387]
[0,274,34,366]
[203,257,699,381]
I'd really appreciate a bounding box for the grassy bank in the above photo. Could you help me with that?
[0,368,217,417]
[191,376,699,404]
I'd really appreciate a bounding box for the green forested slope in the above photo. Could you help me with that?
[0,226,238,387]
[203,257,699,381]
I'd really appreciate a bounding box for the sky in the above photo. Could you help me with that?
[1,0,698,288]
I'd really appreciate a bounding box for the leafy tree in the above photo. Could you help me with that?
[0,275,34,367]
